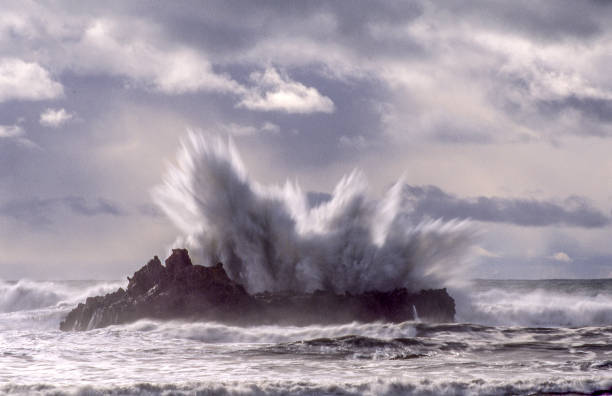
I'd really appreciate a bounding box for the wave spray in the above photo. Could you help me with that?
[153,132,474,294]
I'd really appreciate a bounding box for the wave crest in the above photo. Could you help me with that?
[457,286,612,327]
[0,280,125,313]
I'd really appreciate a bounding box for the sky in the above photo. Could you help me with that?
[1,0,612,280]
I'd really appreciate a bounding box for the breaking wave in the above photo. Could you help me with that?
[0,280,125,313]
[0,280,125,331]
[3,378,611,396]
[456,280,612,327]
[153,132,474,294]
[118,320,417,344]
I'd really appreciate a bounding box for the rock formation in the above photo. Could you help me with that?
[60,249,455,331]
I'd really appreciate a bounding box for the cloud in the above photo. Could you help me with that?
[39,108,74,127]
[339,134,368,149]
[3,1,612,280]
[0,124,25,139]
[539,96,612,126]
[3,1,612,135]
[217,121,281,137]
[78,19,243,95]
[0,196,125,226]
[403,185,610,228]
[549,251,572,262]
[71,20,338,115]
[0,58,63,102]
[63,196,125,217]
[474,246,501,258]
[238,68,335,114]
[261,122,281,134]
[441,0,605,42]
[0,123,36,148]
[77,21,335,113]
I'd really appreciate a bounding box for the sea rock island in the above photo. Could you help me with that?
[60,249,455,331]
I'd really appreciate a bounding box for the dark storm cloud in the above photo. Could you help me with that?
[403,185,610,228]
[121,0,425,57]
[123,0,612,63]
[443,0,609,41]
[6,0,610,144]
[538,96,612,127]
[131,0,611,62]
[0,196,126,226]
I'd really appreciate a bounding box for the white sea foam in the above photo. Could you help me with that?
[3,279,610,330]
[118,319,417,344]
[2,377,611,396]
[0,280,125,313]
[2,281,612,394]
[0,280,125,331]
[0,280,65,313]
[153,132,474,294]
[455,282,612,327]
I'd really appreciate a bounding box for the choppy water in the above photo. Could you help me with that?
[1,279,612,395]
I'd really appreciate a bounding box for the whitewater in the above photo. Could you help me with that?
[2,134,611,395]
[1,279,612,395]
[152,133,473,294]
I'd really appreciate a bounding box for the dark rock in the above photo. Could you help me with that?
[252,287,455,326]
[126,256,166,297]
[164,248,192,275]
[60,249,455,331]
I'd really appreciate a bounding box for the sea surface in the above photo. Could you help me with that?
[1,279,611,395]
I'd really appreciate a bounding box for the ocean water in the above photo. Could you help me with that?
[1,279,611,395]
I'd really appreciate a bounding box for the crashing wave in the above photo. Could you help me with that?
[152,132,474,294]
[0,280,124,313]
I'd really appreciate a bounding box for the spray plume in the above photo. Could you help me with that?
[153,132,474,294]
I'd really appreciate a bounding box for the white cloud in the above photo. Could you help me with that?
[472,31,612,103]
[238,6,612,139]
[549,251,573,262]
[0,124,25,138]
[1,15,338,114]
[0,58,63,102]
[0,12,36,39]
[0,123,37,148]
[77,22,336,114]
[40,108,73,127]
[239,68,335,114]
[261,122,281,134]
[218,121,281,137]
[79,20,243,95]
